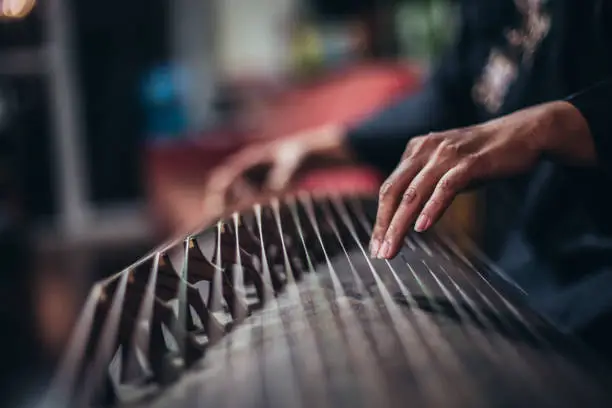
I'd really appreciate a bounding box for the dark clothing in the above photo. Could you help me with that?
[346,0,612,342]
[571,79,612,173]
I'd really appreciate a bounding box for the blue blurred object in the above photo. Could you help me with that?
[141,64,189,141]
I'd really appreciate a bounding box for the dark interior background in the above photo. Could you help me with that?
[70,0,170,206]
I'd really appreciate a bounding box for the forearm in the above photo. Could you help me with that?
[536,101,597,166]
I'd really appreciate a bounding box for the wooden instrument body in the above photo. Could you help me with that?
[41,195,612,408]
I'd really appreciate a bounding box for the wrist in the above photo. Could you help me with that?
[540,100,597,165]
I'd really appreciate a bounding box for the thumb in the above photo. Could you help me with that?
[205,146,266,194]
[265,142,305,191]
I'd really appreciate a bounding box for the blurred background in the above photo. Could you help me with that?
[0,0,474,405]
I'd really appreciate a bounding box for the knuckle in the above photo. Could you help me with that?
[438,176,455,193]
[413,135,428,145]
[401,187,417,204]
[410,173,427,191]
[379,181,394,200]
[436,139,460,158]
[402,143,414,158]
[438,138,452,149]
[428,132,447,146]
[425,131,441,141]
[409,136,427,152]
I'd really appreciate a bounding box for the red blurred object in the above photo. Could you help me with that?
[252,63,421,139]
[145,63,422,236]
[298,167,381,193]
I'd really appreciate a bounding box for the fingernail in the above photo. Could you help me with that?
[414,214,430,232]
[378,240,391,259]
[369,239,381,258]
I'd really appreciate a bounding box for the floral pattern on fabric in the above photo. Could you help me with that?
[473,0,552,113]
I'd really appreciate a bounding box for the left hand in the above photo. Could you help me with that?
[370,101,596,259]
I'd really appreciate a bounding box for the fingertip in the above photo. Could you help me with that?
[414,213,431,232]
[377,238,403,260]
[369,238,381,258]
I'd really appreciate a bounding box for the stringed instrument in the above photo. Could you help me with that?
[38,193,612,408]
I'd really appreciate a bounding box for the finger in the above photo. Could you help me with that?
[400,134,430,160]
[202,175,253,217]
[228,177,258,205]
[379,163,447,259]
[206,170,254,210]
[415,160,475,232]
[370,159,423,257]
[207,147,269,194]
[206,168,245,200]
[265,139,308,191]
[265,155,302,192]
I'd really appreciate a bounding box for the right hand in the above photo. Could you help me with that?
[204,124,350,210]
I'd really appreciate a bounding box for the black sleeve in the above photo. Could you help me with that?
[345,4,476,175]
[565,1,612,173]
[566,79,612,173]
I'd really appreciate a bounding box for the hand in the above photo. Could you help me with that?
[204,124,350,210]
[370,101,595,259]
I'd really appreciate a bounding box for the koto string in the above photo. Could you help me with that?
[328,193,463,407]
[349,194,609,399]
[345,196,503,403]
[304,195,392,408]
[251,203,303,408]
[335,195,489,407]
[296,193,370,408]
[270,198,331,408]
